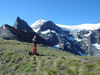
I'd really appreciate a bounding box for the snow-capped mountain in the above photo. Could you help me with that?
[56,23,100,56]
[31,19,47,32]
[31,19,100,56]
[31,19,85,55]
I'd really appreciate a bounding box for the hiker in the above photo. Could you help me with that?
[32,36,37,54]
[29,35,39,56]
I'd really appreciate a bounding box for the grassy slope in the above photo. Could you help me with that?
[0,38,100,75]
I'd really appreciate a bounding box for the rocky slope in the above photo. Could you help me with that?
[31,19,100,56]
[57,23,100,56]
[13,17,33,32]
[0,17,49,45]
[31,19,85,55]
[0,24,22,40]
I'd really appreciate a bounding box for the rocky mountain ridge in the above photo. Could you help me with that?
[31,19,100,56]
[0,17,49,45]
[1,17,100,56]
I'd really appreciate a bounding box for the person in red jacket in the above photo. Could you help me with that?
[32,36,37,54]
[29,35,39,56]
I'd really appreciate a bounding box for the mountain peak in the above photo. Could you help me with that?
[13,17,32,31]
[17,16,21,20]
[39,19,46,22]
[35,19,47,24]
[31,19,61,33]
[1,24,9,30]
[15,17,23,23]
[31,19,47,28]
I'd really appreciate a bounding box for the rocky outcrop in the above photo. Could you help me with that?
[13,17,33,32]
[0,24,21,40]
[70,29,100,56]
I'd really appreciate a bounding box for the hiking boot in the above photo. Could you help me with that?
[29,51,39,56]
[35,53,39,56]
[29,51,33,55]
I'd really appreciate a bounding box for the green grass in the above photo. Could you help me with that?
[0,39,100,75]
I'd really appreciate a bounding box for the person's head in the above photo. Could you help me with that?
[33,35,37,39]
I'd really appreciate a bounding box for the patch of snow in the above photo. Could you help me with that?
[86,44,89,46]
[41,30,56,34]
[41,29,50,34]
[34,28,40,32]
[84,31,92,37]
[92,43,100,49]
[52,45,59,49]
[57,23,100,32]
[75,38,81,42]
[51,30,56,33]
[3,25,6,29]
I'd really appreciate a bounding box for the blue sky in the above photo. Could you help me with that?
[0,0,100,26]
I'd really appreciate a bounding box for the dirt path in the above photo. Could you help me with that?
[32,56,38,73]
